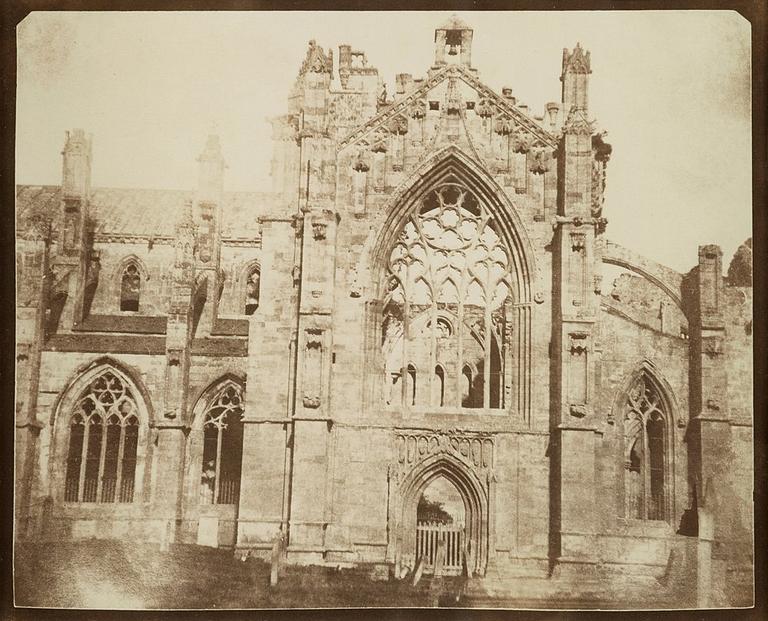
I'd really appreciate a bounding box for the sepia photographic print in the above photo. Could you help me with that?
[12,9,757,612]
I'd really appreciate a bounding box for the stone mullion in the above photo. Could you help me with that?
[641,426,650,519]
[482,275,492,409]
[401,266,411,408]
[502,302,513,412]
[515,306,522,418]
[456,299,465,408]
[96,417,111,502]
[114,422,127,503]
[213,426,224,504]
[78,421,90,502]
[429,296,438,407]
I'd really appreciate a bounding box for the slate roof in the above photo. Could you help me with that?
[16,185,274,239]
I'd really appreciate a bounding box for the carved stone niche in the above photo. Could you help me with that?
[568,331,589,355]
[370,128,389,153]
[593,274,603,295]
[409,99,427,120]
[348,263,362,298]
[528,144,552,174]
[494,116,514,136]
[302,328,324,409]
[388,115,408,136]
[702,337,724,358]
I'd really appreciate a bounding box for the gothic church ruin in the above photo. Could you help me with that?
[15,17,753,607]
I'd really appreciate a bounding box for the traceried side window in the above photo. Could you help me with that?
[624,374,669,521]
[200,385,244,505]
[381,181,512,410]
[120,263,141,312]
[245,268,260,315]
[64,371,139,503]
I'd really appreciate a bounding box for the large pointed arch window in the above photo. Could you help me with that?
[64,370,140,503]
[200,384,244,505]
[382,180,511,410]
[624,373,670,521]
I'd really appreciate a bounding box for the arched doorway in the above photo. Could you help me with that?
[415,476,466,574]
[394,453,489,577]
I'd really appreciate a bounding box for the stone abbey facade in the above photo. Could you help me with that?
[15,18,753,607]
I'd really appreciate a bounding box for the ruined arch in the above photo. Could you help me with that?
[393,452,489,576]
[602,241,685,317]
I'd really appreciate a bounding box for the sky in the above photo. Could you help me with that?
[16,11,751,272]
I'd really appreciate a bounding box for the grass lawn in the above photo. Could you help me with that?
[14,540,443,609]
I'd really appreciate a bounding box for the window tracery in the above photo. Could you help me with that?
[624,373,668,521]
[64,370,139,503]
[200,384,244,505]
[382,180,511,410]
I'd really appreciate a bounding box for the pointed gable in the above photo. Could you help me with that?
[338,64,557,155]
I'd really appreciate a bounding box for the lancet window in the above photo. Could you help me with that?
[120,262,141,311]
[64,370,140,503]
[624,373,669,521]
[244,268,260,315]
[200,384,244,505]
[381,181,512,410]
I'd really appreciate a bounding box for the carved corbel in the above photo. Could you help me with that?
[568,331,589,355]
[706,398,722,412]
[569,404,587,418]
[476,98,495,119]
[570,232,586,253]
[352,150,370,173]
[312,222,327,241]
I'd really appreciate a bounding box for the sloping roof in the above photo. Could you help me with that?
[15,185,274,239]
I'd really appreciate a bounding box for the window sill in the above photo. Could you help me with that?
[383,406,510,416]
[614,517,674,537]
